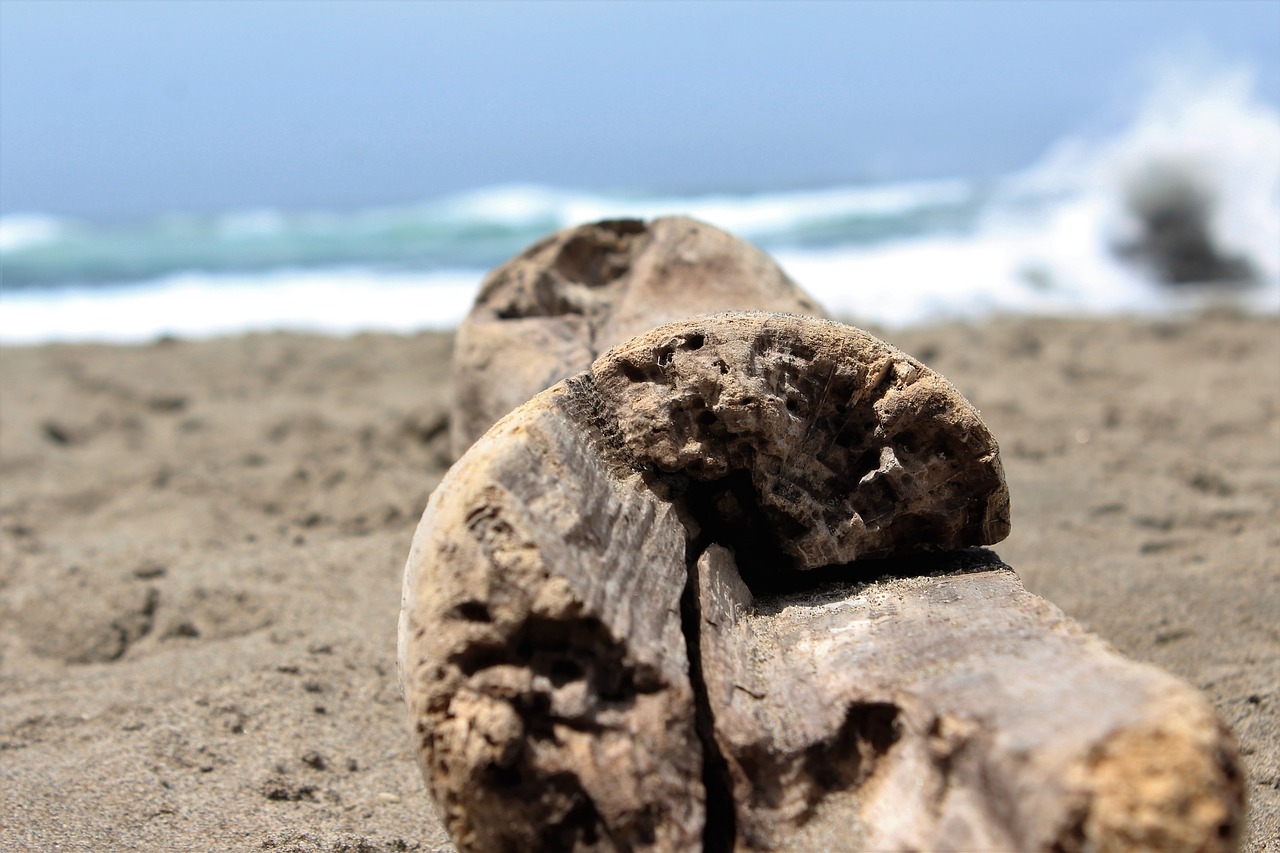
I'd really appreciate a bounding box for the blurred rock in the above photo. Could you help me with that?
[1117,159,1254,285]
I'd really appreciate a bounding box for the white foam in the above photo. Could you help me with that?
[0,213,70,253]
[782,59,1280,329]
[652,180,976,237]
[775,196,1161,329]
[437,179,974,238]
[0,267,482,345]
[781,185,1278,329]
[1022,60,1280,285]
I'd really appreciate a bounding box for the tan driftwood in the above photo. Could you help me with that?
[400,313,1242,851]
[449,217,824,457]
[694,545,1244,851]
[399,394,704,851]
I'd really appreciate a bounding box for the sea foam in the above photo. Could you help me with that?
[0,268,479,345]
[0,213,70,253]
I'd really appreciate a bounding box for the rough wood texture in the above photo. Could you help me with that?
[449,217,824,457]
[400,312,1243,852]
[399,398,704,851]
[592,313,1009,569]
[695,545,1245,852]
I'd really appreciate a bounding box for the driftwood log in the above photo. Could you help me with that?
[449,217,824,457]
[398,311,1243,850]
[695,545,1243,851]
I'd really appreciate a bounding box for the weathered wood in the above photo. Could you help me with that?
[400,312,1243,851]
[590,313,1009,568]
[449,217,824,457]
[399,397,703,851]
[695,545,1245,851]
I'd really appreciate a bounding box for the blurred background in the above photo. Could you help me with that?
[1,0,1277,343]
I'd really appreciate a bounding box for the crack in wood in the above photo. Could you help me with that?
[681,542,737,853]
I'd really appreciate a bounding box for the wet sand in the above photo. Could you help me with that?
[1,312,1276,851]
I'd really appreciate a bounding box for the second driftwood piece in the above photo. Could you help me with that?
[400,313,1242,851]
[695,545,1243,851]
[449,216,825,457]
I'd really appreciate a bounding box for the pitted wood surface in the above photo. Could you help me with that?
[593,314,1009,568]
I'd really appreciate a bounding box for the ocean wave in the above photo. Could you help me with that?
[436,179,979,235]
[0,177,984,290]
[1016,61,1280,286]
[2,59,1276,343]
[0,174,983,290]
[5,231,1273,346]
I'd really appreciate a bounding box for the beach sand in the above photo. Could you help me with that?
[2,312,1276,851]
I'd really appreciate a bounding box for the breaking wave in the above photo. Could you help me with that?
[2,61,1276,344]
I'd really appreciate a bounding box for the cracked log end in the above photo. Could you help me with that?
[592,312,1010,568]
[450,217,825,457]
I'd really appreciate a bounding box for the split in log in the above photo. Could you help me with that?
[399,312,1243,851]
[449,217,825,457]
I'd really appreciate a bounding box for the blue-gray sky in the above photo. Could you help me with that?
[2,0,1278,220]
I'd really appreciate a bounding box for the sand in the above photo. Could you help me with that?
[1,312,1276,852]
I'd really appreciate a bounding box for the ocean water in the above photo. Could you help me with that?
[2,69,1277,345]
